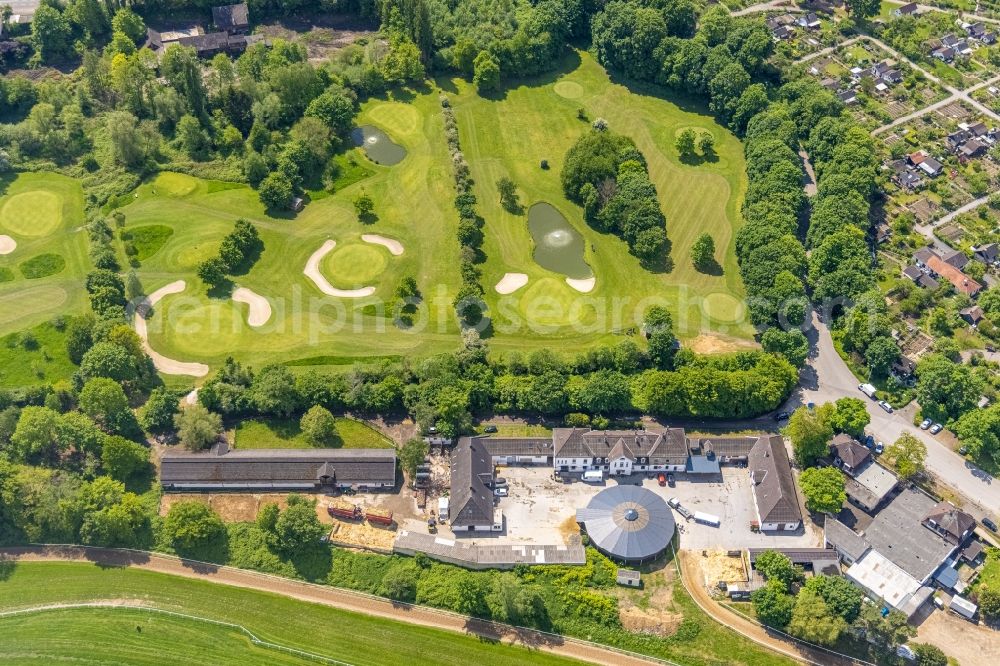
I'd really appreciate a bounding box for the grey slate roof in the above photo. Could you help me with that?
[923,500,976,544]
[552,428,688,465]
[865,487,956,581]
[748,435,802,525]
[825,518,871,562]
[450,438,495,528]
[688,436,759,461]
[576,485,675,562]
[467,436,553,458]
[831,433,871,472]
[212,3,250,31]
[160,445,396,489]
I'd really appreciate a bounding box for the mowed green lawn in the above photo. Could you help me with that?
[129,89,464,376]
[234,417,394,449]
[448,51,755,352]
[0,562,580,666]
[0,172,90,337]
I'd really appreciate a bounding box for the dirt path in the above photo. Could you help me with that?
[677,551,864,666]
[0,545,660,666]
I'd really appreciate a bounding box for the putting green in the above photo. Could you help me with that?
[154,172,199,196]
[517,277,598,328]
[153,299,249,357]
[365,102,421,136]
[0,191,63,237]
[702,292,744,323]
[322,243,388,286]
[554,81,584,99]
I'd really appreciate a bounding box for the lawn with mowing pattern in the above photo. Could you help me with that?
[0,562,581,666]
[234,417,394,449]
[0,173,90,336]
[448,51,755,354]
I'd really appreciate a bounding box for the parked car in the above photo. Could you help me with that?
[959,445,969,455]
[878,400,893,413]
[483,424,498,433]
[494,487,508,497]
[775,411,792,421]
[875,441,884,455]
[865,434,875,449]
[920,419,932,430]
[667,473,675,487]
[493,477,507,487]
[983,517,998,532]
[668,497,680,509]
[657,473,667,486]
[929,423,943,434]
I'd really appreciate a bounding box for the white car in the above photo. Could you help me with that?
[919,419,932,430]
[929,423,943,434]
[878,400,893,413]
[494,487,508,497]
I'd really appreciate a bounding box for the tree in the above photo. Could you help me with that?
[305,87,356,137]
[784,405,834,467]
[865,336,901,377]
[163,501,225,554]
[829,397,870,439]
[273,495,326,554]
[787,588,847,646]
[846,0,880,19]
[197,257,228,289]
[173,404,222,451]
[644,306,677,370]
[300,405,338,446]
[698,132,715,155]
[675,128,696,158]
[916,354,984,422]
[691,232,715,271]
[799,466,846,514]
[911,643,947,666]
[111,7,146,43]
[400,437,429,479]
[9,407,67,464]
[101,435,149,482]
[884,433,926,480]
[761,328,809,367]
[140,388,179,435]
[854,603,914,657]
[754,550,798,589]
[979,585,1000,620]
[256,502,280,533]
[382,564,419,601]
[176,114,209,159]
[496,177,519,213]
[30,4,72,63]
[79,377,140,437]
[473,51,500,92]
[751,579,794,628]
[250,365,300,417]
[804,575,863,622]
[353,191,375,220]
[258,172,294,210]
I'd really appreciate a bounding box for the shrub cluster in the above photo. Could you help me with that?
[196,219,262,290]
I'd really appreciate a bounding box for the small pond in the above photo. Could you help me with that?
[527,202,593,280]
[351,125,407,166]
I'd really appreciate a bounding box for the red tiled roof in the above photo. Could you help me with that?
[926,255,981,295]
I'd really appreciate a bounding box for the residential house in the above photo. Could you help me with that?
[872,60,903,85]
[960,305,984,326]
[926,255,982,296]
[212,3,250,34]
[893,2,917,15]
[772,24,795,40]
[939,247,969,270]
[875,222,892,244]
[893,168,924,191]
[923,500,976,544]
[981,31,997,45]
[820,77,841,91]
[450,438,502,532]
[552,428,691,475]
[462,435,553,465]
[965,21,986,40]
[845,460,899,512]
[830,433,871,476]
[917,155,943,177]
[932,46,956,62]
[797,12,822,29]
[160,442,396,491]
[748,435,803,531]
[972,242,999,265]
[891,353,920,378]
[838,89,858,105]
[903,264,938,288]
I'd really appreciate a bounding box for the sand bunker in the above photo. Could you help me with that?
[232,287,272,327]
[133,280,210,377]
[304,240,377,298]
[565,276,596,293]
[0,235,15,255]
[495,272,529,294]
[361,234,404,256]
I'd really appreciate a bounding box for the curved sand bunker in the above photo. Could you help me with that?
[565,277,596,293]
[304,240,377,298]
[133,280,210,377]
[495,272,529,294]
[362,234,404,256]
[0,235,16,255]
[232,287,272,327]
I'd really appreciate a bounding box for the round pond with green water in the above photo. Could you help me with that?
[322,243,388,287]
[527,202,593,280]
[351,125,407,166]
[0,191,63,237]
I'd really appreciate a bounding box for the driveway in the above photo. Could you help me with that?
[786,312,1000,520]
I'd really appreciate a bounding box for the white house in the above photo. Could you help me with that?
[552,428,690,475]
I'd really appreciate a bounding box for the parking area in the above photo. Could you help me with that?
[432,465,824,551]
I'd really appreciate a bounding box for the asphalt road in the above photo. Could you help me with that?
[786,312,1000,521]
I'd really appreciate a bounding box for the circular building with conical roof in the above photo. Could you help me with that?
[575,485,675,563]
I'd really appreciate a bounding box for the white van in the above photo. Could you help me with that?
[694,512,721,527]
[858,383,877,399]
[582,470,604,483]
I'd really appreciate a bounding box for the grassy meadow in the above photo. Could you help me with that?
[0,562,581,666]
[448,51,755,354]
[233,417,394,449]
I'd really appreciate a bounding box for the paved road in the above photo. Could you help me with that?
[0,545,659,666]
[732,0,802,16]
[875,73,1000,135]
[787,312,1000,520]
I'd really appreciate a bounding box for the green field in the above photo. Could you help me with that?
[449,51,755,353]
[0,562,580,666]
[0,320,77,388]
[234,417,394,449]
[0,173,90,337]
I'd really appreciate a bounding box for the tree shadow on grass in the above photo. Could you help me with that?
[694,259,724,277]
[289,543,333,582]
[641,237,674,274]
[206,279,235,300]
[227,242,264,278]
[0,558,16,581]
[474,50,584,102]
[678,150,719,167]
